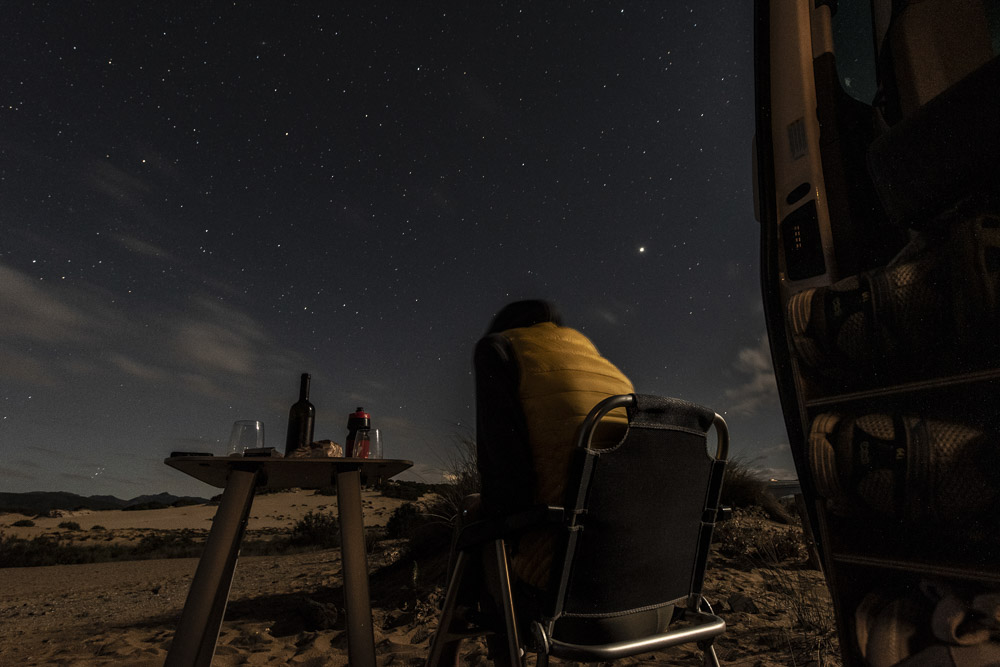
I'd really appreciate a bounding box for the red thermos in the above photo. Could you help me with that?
[346,407,371,458]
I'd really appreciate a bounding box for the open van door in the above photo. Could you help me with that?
[754,0,1000,663]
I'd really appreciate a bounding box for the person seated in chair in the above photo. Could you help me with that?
[474,299,674,642]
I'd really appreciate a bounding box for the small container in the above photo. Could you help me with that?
[346,407,371,458]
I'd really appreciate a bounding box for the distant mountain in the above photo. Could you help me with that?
[0,491,210,516]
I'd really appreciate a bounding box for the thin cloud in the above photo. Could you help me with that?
[172,298,270,376]
[90,160,151,204]
[723,334,779,416]
[58,470,96,483]
[0,349,58,385]
[0,263,88,342]
[178,371,232,401]
[115,234,179,263]
[109,353,171,381]
[0,465,38,481]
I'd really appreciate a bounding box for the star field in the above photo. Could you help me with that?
[0,3,791,498]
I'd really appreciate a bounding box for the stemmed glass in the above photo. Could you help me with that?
[227,420,264,456]
[350,428,382,458]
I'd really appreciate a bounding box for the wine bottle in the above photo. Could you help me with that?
[284,373,315,455]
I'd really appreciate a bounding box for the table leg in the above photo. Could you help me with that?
[336,465,377,667]
[166,467,259,667]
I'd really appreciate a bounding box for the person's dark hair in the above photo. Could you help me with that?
[487,300,562,334]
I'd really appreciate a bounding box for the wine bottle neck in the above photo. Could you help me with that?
[299,373,311,400]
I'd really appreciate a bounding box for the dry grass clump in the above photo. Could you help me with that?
[720,457,794,524]
[423,432,480,527]
[713,505,840,665]
[756,557,841,665]
[716,506,804,564]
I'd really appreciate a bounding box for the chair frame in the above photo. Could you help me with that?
[428,393,730,666]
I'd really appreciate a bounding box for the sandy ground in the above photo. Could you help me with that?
[1,489,399,535]
[0,490,840,666]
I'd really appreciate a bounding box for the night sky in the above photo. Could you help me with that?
[1,2,789,500]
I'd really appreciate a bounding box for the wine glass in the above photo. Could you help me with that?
[227,420,264,456]
[370,428,383,459]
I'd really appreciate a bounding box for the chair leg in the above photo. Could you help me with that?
[427,551,470,666]
[698,597,722,667]
[429,537,525,667]
[491,539,524,666]
[704,642,721,667]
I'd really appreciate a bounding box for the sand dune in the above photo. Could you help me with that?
[0,489,839,665]
[1,488,402,535]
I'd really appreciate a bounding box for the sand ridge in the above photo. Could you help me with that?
[0,489,839,665]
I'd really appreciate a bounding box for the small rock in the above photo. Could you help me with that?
[728,593,760,614]
[301,597,339,631]
[385,609,415,629]
[410,624,433,644]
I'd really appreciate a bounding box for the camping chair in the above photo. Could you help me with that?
[427,393,729,666]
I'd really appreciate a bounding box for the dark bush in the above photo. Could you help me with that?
[12,519,35,527]
[0,533,131,567]
[290,511,341,548]
[58,521,82,530]
[385,503,427,539]
[134,532,203,559]
[380,481,434,501]
[366,525,386,553]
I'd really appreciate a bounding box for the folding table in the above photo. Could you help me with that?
[163,455,412,667]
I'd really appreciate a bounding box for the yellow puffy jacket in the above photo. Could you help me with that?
[502,322,633,588]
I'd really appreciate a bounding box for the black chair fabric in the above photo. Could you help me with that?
[555,395,718,619]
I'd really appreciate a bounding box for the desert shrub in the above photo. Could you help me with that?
[313,486,337,497]
[12,519,35,527]
[366,525,386,554]
[58,521,82,530]
[134,532,204,559]
[0,533,62,567]
[720,458,793,524]
[385,503,427,539]
[380,481,430,501]
[716,506,804,564]
[92,525,106,531]
[290,511,341,548]
[0,533,130,567]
